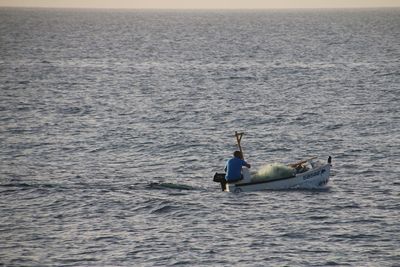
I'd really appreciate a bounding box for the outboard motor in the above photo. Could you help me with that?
[213,173,226,191]
[328,156,332,165]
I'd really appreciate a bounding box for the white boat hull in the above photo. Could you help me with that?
[219,163,331,193]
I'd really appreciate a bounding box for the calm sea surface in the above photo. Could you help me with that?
[0,7,399,266]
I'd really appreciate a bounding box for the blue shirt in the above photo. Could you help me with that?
[225,157,248,181]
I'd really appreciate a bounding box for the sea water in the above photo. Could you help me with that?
[0,8,399,266]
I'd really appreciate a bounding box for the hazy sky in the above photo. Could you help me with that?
[1,0,400,9]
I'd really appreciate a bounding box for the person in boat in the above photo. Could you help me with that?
[224,151,251,182]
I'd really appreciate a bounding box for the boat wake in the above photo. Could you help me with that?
[147,182,196,191]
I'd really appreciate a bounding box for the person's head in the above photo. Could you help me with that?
[233,151,242,158]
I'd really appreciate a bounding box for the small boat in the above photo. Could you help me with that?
[213,132,332,192]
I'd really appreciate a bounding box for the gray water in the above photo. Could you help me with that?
[0,7,399,266]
